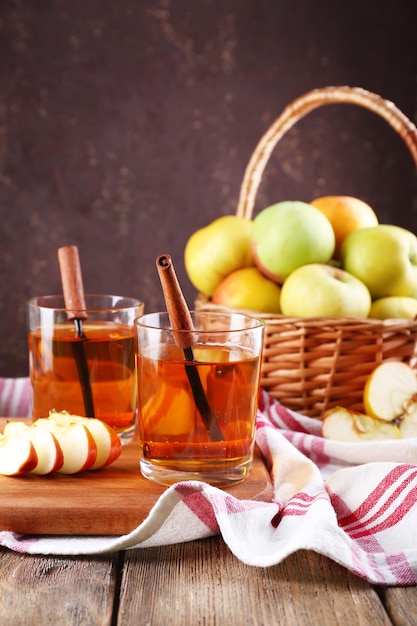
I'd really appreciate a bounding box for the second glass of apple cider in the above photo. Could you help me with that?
[27,295,144,444]
[135,311,265,486]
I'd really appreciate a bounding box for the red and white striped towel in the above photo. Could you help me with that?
[1,379,416,586]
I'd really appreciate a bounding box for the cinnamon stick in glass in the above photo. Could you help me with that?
[156,254,224,442]
[58,245,95,417]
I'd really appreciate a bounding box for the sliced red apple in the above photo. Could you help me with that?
[363,361,417,422]
[3,421,64,475]
[322,407,402,442]
[47,412,122,470]
[35,416,97,474]
[0,433,38,475]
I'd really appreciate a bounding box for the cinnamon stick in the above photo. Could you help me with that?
[57,246,88,321]
[156,254,224,442]
[58,245,95,417]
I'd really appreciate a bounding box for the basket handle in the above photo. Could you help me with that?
[236,85,417,219]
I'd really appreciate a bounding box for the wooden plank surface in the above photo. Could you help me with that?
[117,538,394,626]
[379,586,417,626]
[0,422,272,535]
[2,538,417,625]
[0,547,118,626]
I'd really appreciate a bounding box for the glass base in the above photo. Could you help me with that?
[139,457,253,487]
[116,423,137,446]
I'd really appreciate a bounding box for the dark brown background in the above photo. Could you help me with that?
[1,0,417,376]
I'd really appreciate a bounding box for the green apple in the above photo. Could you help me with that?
[280,263,371,318]
[252,201,335,283]
[184,216,254,297]
[369,296,417,320]
[340,224,417,299]
[211,267,281,313]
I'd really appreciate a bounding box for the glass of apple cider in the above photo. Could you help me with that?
[135,311,265,486]
[27,295,144,444]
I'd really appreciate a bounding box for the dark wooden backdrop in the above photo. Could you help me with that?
[1,0,417,376]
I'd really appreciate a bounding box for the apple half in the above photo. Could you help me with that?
[363,361,417,438]
[322,407,402,442]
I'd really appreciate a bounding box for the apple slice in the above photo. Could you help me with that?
[322,407,402,442]
[35,416,97,474]
[399,408,417,438]
[3,421,64,475]
[47,412,122,470]
[0,433,38,475]
[363,361,417,422]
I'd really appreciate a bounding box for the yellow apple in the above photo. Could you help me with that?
[322,407,402,442]
[340,224,417,298]
[211,267,281,313]
[184,216,254,297]
[369,296,417,320]
[310,195,378,258]
[280,263,371,318]
[252,201,335,283]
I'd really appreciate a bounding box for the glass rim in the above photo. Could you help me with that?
[134,310,265,332]
[27,294,144,313]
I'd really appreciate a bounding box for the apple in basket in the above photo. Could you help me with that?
[251,201,335,283]
[184,215,254,297]
[211,266,282,313]
[279,263,372,318]
[340,224,417,299]
[369,296,417,320]
[310,195,379,259]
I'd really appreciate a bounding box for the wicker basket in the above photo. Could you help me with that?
[195,85,417,419]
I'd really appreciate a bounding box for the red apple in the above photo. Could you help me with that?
[0,433,38,475]
[35,416,97,474]
[3,421,64,475]
[47,412,122,470]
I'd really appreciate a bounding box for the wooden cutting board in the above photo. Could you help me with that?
[0,419,272,535]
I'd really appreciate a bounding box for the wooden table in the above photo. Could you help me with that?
[0,539,416,625]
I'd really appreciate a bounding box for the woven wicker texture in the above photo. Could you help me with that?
[196,86,417,418]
